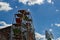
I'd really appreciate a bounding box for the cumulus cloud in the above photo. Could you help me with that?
[51,23,60,27]
[28,0,44,5]
[15,6,18,8]
[56,37,60,40]
[18,0,54,5]
[55,24,60,27]
[27,9,30,11]
[49,29,53,32]
[0,21,12,29]
[47,0,54,4]
[19,0,44,5]
[51,24,54,27]
[35,32,46,40]
[56,9,59,12]
[19,0,28,4]
[47,0,52,3]
[0,2,13,11]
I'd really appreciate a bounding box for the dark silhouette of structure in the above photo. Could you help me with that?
[0,26,11,40]
[11,10,36,40]
[45,30,54,40]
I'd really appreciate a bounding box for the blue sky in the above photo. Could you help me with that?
[0,0,60,40]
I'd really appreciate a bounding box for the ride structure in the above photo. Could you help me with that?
[11,10,36,40]
[45,30,54,40]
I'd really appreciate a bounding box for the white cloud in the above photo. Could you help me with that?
[56,37,60,40]
[19,0,28,4]
[35,32,46,40]
[55,24,60,27]
[15,6,18,8]
[47,0,52,3]
[51,2,54,4]
[28,9,30,11]
[19,0,44,6]
[0,21,12,29]
[28,0,44,6]
[56,9,59,12]
[49,29,53,32]
[19,0,54,5]
[47,0,54,4]
[35,32,55,40]
[51,23,60,27]
[0,2,13,11]
[51,24,54,27]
